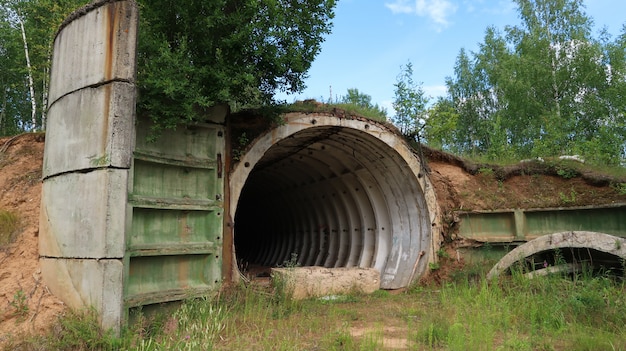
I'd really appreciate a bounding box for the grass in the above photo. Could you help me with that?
[285,100,388,122]
[0,209,20,247]
[7,261,626,351]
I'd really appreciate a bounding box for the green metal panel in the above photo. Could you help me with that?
[125,119,224,309]
[457,211,516,242]
[457,204,626,243]
[524,206,626,238]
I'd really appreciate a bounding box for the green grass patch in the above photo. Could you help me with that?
[9,268,626,350]
[0,209,20,247]
[285,101,388,122]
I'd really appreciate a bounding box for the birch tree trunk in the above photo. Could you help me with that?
[17,10,37,131]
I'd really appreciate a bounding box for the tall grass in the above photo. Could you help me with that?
[8,266,626,350]
[0,209,19,246]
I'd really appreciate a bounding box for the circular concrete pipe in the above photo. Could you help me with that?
[230,113,440,289]
[487,231,626,280]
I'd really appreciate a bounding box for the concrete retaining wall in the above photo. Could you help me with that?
[40,0,138,332]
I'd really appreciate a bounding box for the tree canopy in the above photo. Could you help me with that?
[339,88,387,119]
[0,0,336,136]
[424,0,626,165]
[137,0,336,133]
[0,0,86,135]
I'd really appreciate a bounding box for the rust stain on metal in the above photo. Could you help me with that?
[222,119,234,284]
[104,2,119,81]
[101,2,121,158]
[178,213,190,241]
[178,260,190,289]
[217,153,223,178]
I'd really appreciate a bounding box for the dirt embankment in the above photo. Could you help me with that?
[0,134,65,345]
[0,132,624,343]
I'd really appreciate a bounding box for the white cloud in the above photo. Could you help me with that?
[385,0,414,14]
[385,0,458,30]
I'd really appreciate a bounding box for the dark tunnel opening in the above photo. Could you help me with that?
[521,248,626,278]
[230,118,437,289]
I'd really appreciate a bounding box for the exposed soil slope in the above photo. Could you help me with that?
[0,132,624,344]
[0,133,65,345]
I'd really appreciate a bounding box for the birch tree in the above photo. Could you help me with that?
[433,0,625,164]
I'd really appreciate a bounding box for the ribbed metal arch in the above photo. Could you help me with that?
[230,114,439,289]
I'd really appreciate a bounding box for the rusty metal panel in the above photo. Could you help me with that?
[125,118,225,309]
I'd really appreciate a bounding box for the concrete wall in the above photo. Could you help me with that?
[40,0,138,331]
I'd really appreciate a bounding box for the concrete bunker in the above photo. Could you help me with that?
[229,113,440,289]
[487,231,626,279]
[41,0,444,330]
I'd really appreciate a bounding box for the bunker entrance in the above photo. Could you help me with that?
[231,118,436,289]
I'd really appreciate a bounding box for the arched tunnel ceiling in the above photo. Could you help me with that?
[230,113,440,289]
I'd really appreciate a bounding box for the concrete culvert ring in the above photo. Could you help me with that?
[230,113,440,289]
[487,231,626,280]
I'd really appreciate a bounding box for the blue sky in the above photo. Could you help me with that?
[277,0,626,116]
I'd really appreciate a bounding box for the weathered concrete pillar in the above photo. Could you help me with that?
[40,0,138,332]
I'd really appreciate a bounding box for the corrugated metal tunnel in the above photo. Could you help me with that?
[230,113,440,289]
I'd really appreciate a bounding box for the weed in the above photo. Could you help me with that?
[611,182,626,195]
[429,262,441,270]
[44,309,122,350]
[0,209,19,246]
[10,290,29,321]
[556,166,578,179]
[10,265,626,350]
[232,132,249,161]
[280,252,300,268]
[324,330,356,350]
[559,188,577,204]
[417,316,449,347]
[437,248,450,259]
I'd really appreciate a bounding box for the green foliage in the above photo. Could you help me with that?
[0,0,89,135]
[10,272,626,350]
[392,62,429,137]
[559,188,578,204]
[10,289,29,321]
[37,309,122,351]
[612,182,626,195]
[286,99,387,122]
[417,315,450,347]
[0,208,19,246]
[137,0,337,136]
[556,166,578,179]
[339,88,387,120]
[428,0,626,165]
[428,262,441,271]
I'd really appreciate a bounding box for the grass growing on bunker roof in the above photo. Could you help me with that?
[7,262,626,350]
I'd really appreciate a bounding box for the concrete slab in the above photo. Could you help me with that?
[43,82,135,177]
[40,257,123,332]
[271,267,380,299]
[40,169,128,258]
[48,0,138,103]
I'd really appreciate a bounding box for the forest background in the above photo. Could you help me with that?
[0,0,624,165]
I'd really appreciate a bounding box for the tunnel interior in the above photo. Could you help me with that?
[516,248,625,278]
[233,122,433,289]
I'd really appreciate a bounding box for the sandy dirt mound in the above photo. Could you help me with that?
[0,134,66,346]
